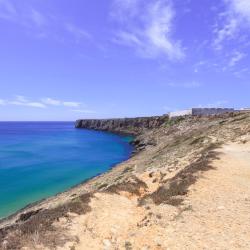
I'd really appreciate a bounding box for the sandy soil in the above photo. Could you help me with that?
[50,142,250,250]
[154,142,250,250]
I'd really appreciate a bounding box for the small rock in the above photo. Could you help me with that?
[2,240,8,247]
[59,217,68,223]
[125,241,133,250]
[67,212,78,217]
[152,178,158,183]
[149,172,154,178]
[103,239,111,247]
[217,206,225,210]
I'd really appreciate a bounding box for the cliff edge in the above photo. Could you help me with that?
[75,116,169,135]
[1,112,250,250]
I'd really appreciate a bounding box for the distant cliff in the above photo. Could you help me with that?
[1,112,250,250]
[75,116,169,135]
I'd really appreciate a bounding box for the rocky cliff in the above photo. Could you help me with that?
[75,116,169,135]
[2,112,250,250]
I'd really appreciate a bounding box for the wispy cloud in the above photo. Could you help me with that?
[0,2,91,43]
[213,18,238,50]
[8,95,46,108]
[193,61,208,73]
[231,0,250,22]
[63,101,81,108]
[30,8,47,27]
[39,97,82,108]
[0,99,6,105]
[168,81,201,88]
[111,0,184,60]
[41,97,82,108]
[65,23,91,41]
[213,0,250,50]
[0,1,46,27]
[229,51,246,67]
[15,95,28,103]
[0,1,47,31]
[0,96,85,109]
[0,0,16,21]
[233,67,250,78]
[41,97,61,106]
[13,102,46,108]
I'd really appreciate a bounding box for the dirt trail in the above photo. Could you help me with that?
[54,142,250,250]
[157,142,250,249]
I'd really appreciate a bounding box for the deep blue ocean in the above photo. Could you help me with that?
[0,122,133,219]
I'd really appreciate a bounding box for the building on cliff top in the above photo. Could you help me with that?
[169,108,234,118]
[240,108,250,112]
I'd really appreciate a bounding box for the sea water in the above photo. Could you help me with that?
[0,122,133,219]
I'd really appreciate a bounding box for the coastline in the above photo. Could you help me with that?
[0,115,166,227]
[0,128,136,224]
[1,112,250,249]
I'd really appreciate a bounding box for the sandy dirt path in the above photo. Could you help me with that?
[160,142,250,249]
[56,142,250,250]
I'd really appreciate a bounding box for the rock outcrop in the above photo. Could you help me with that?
[75,116,169,135]
[2,112,250,250]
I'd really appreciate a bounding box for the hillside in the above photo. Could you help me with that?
[1,112,250,250]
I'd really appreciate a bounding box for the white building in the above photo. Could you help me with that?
[169,109,192,118]
[169,108,234,118]
[240,108,250,112]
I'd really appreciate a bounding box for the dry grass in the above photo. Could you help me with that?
[139,144,221,207]
[0,193,93,249]
[105,176,148,196]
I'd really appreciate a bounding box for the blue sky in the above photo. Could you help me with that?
[0,0,249,121]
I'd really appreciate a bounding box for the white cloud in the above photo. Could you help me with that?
[115,31,142,47]
[230,0,250,22]
[42,97,61,106]
[9,96,46,108]
[229,51,246,67]
[0,2,46,27]
[0,0,16,21]
[0,2,91,43]
[168,81,201,88]
[63,101,81,108]
[233,67,250,78]
[65,23,91,41]
[41,97,82,108]
[0,99,6,105]
[15,95,28,103]
[112,0,184,60]
[25,102,47,108]
[213,0,250,50]
[30,8,47,27]
[9,101,46,108]
[193,61,208,73]
[213,18,238,50]
[0,95,88,111]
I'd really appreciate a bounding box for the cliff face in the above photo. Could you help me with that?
[1,113,250,250]
[75,116,169,135]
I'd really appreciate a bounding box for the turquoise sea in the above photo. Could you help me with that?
[0,122,133,219]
